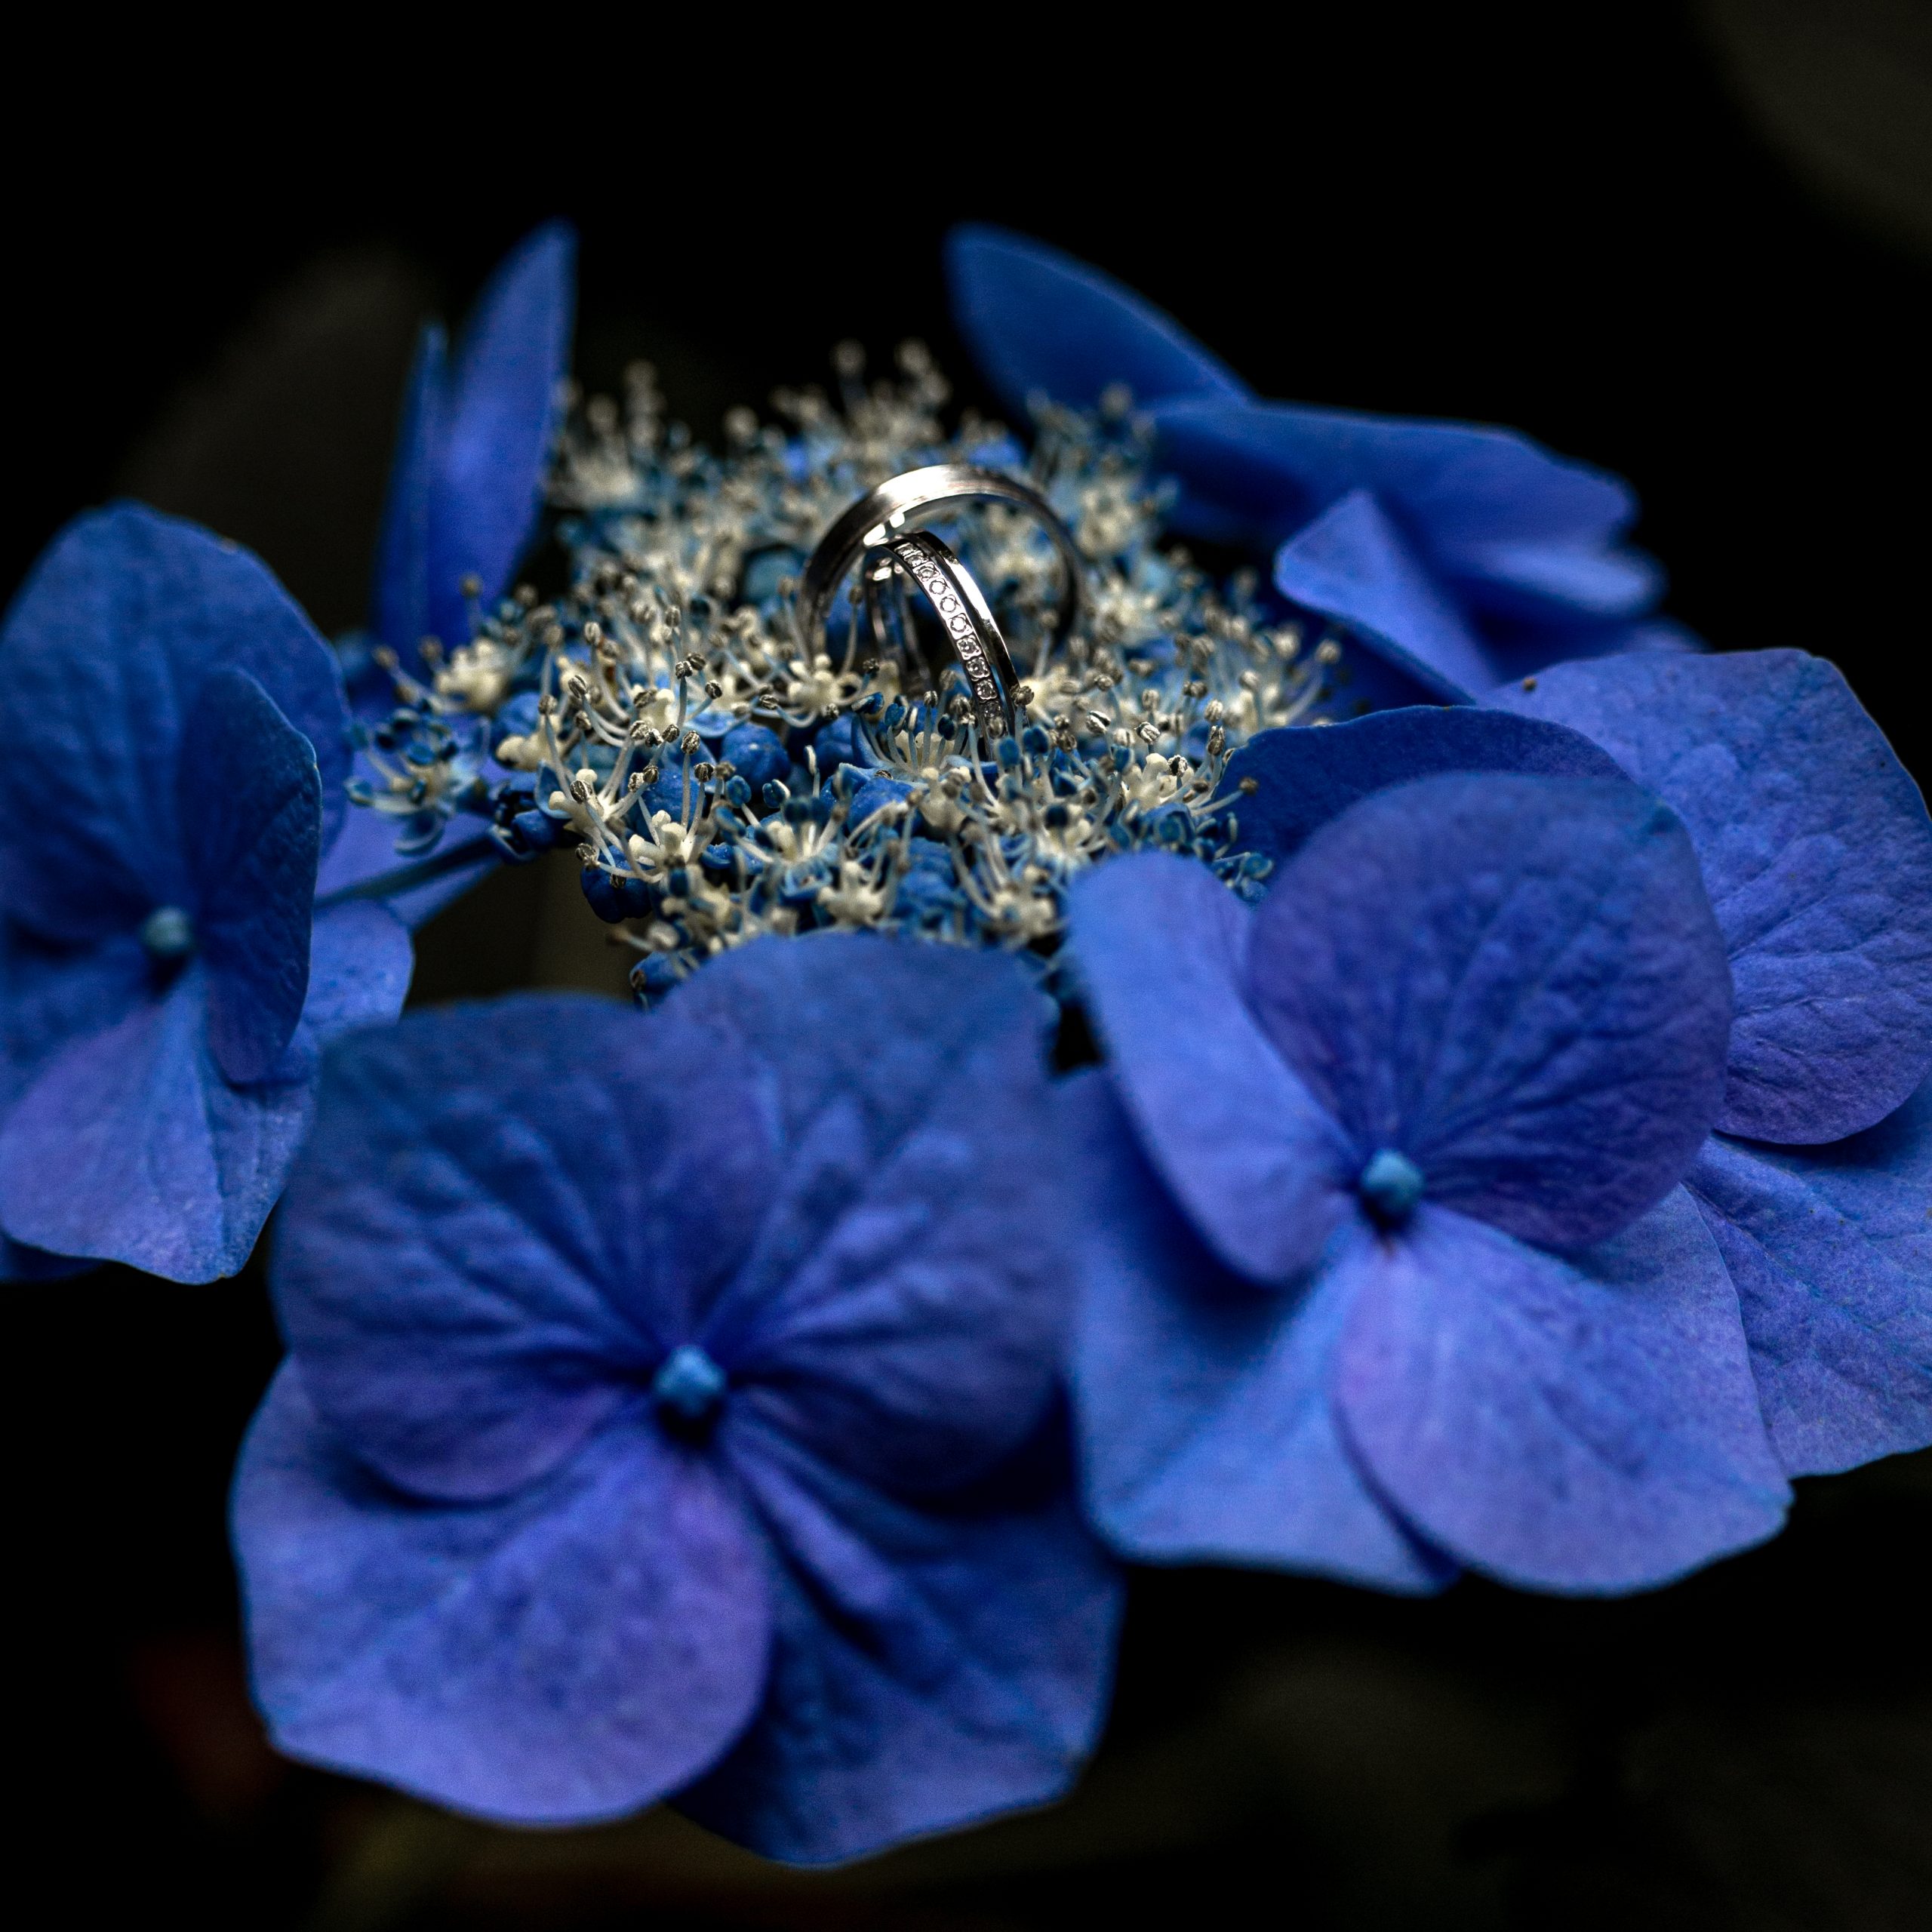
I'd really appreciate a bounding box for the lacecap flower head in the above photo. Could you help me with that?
[233,934,1121,1863]
[1067,726,1795,1594]
[946,224,1684,702]
[0,505,411,1282]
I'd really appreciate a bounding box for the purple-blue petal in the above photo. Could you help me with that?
[1221,703,1624,868]
[180,667,321,1084]
[370,324,448,663]
[272,993,774,1503]
[1272,490,1497,700]
[0,900,405,1282]
[423,222,576,651]
[1251,773,1733,1250]
[0,504,349,943]
[0,968,313,1281]
[311,798,500,929]
[1067,853,1352,1286]
[677,1408,1121,1864]
[1066,1077,1451,1592]
[1335,1189,1790,1592]
[1491,650,1932,1143]
[1687,1075,1932,1476]
[944,224,1247,419]
[233,1365,771,1826]
[669,934,1076,1493]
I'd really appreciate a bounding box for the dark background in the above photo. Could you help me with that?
[5,5,1929,1925]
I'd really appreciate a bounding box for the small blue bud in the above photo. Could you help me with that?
[722,775,752,808]
[1020,724,1051,755]
[651,1344,728,1427]
[140,906,195,960]
[721,723,788,790]
[1358,1149,1426,1226]
[995,736,1022,770]
[510,808,561,851]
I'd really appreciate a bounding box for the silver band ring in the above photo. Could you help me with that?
[873,530,1019,737]
[795,463,1084,664]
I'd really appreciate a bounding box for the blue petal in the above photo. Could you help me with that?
[1251,773,1733,1251]
[370,324,448,662]
[1272,490,1497,701]
[944,225,1246,418]
[1066,853,1353,1286]
[0,968,312,1280]
[1221,703,1623,867]
[670,934,1076,1494]
[180,668,321,1085]
[0,900,406,1282]
[1335,1189,1790,1592]
[233,1364,771,1826]
[423,223,577,652]
[0,504,351,942]
[312,803,499,930]
[302,900,414,1047]
[1152,392,1640,557]
[1066,1076,1451,1592]
[1491,650,1932,1143]
[1687,1075,1932,1476]
[273,993,777,1503]
[678,1407,1121,1864]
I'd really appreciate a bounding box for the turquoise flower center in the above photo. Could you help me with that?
[140,906,195,960]
[651,1343,728,1432]
[1358,1149,1425,1226]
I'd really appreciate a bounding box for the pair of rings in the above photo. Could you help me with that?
[795,464,1083,738]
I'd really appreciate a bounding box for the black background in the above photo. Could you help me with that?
[5,6,1929,1925]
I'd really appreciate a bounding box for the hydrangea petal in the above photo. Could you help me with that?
[312,804,498,930]
[0,969,312,1281]
[424,222,576,652]
[234,1365,771,1826]
[1491,650,1932,1142]
[668,935,1074,1492]
[274,994,777,1504]
[1335,1191,1790,1591]
[678,1408,1121,1864]
[180,667,321,1085]
[0,901,405,1282]
[1687,1076,1932,1476]
[0,504,349,941]
[1251,773,1733,1250]
[1270,490,1496,701]
[944,224,1246,418]
[1067,853,1352,1285]
[1066,1079,1451,1592]
[370,324,448,663]
[1221,705,1623,868]
[1152,394,1638,550]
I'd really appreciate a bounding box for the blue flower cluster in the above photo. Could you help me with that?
[5,223,1926,1867]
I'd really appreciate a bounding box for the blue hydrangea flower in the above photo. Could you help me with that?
[1066,764,1792,1593]
[0,505,411,1282]
[232,934,1121,1862]
[319,222,576,924]
[1487,651,1932,1475]
[946,225,1683,702]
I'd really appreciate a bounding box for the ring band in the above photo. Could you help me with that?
[874,530,1019,737]
[795,463,1084,663]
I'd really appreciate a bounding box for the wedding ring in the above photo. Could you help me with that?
[872,530,1018,737]
[795,463,1084,664]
